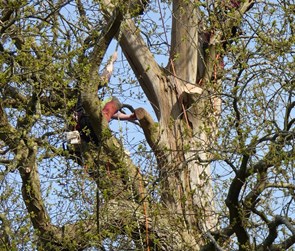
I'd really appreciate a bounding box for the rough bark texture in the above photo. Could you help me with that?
[113,1,255,249]
[5,1,293,251]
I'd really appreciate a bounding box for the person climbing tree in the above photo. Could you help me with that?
[74,95,136,145]
[102,96,137,122]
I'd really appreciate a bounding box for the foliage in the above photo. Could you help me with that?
[0,0,294,250]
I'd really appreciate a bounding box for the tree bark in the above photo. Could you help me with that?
[114,1,220,248]
[0,0,263,250]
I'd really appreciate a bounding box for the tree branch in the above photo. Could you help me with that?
[284,101,295,131]
[225,154,250,250]
[0,101,19,151]
[257,215,295,251]
[119,19,163,117]
[75,0,91,30]
[202,0,255,84]
[169,0,200,85]
[1,84,27,105]
[0,213,15,250]
[134,108,159,151]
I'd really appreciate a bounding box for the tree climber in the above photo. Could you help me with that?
[73,96,137,145]
[67,51,137,146]
[102,96,137,122]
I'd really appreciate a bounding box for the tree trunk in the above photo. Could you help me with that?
[116,1,220,248]
[154,77,218,246]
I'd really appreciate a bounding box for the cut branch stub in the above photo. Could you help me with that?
[134,107,159,150]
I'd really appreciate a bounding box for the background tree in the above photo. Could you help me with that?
[0,0,294,250]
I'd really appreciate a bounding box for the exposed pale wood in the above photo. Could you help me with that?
[169,0,200,85]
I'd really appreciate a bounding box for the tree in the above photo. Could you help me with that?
[0,0,294,250]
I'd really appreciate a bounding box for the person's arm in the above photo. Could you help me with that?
[111,112,137,121]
